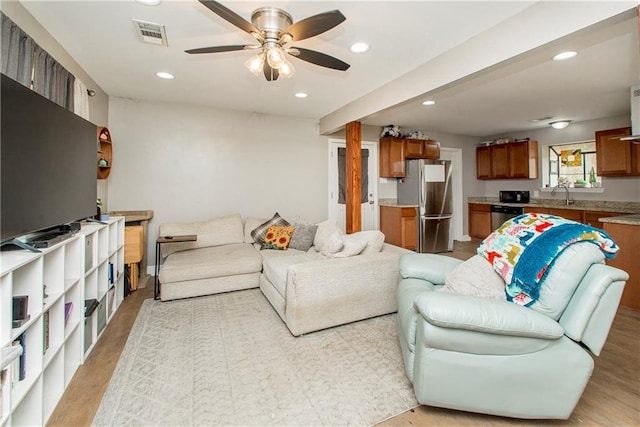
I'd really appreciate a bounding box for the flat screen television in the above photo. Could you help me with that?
[1,73,97,244]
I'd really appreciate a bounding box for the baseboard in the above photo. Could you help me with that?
[458,234,472,242]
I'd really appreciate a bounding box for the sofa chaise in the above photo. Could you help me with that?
[157,213,410,335]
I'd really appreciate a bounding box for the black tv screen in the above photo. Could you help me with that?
[1,73,97,242]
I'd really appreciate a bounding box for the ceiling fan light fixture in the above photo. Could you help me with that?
[550,120,571,129]
[266,45,286,69]
[245,54,264,76]
[279,60,295,78]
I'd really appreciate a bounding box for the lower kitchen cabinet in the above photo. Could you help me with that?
[524,207,583,222]
[380,206,417,250]
[468,203,492,239]
[602,221,639,311]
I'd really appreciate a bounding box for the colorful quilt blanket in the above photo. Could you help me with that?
[478,213,618,306]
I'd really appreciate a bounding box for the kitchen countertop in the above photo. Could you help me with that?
[599,214,640,226]
[379,198,419,208]
[467,197,640,214]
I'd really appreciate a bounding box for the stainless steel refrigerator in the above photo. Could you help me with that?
[397,159,453,253]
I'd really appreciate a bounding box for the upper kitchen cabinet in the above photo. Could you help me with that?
[380,137,440,178]
[595,127,639,176]
[476,140,538,180]
[379,137,406,177]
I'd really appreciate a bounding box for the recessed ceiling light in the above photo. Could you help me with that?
[136,0,161,5]
[422,100,436,106]
[349,42,370,53]
[552,51,577,61]
[155,71,174,79]
[295,92,308,98]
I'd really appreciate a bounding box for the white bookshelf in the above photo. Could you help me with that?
[0,216,125,426]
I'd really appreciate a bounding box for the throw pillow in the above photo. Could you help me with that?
[261,226,294,250]
[353,230,386,254]
[288,223,318,251]
[439,255,505,300]
[332,233,369,258]
[313,220,344,253]
[251,212,290,245]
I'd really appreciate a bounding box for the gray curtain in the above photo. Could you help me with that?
[1,12,35,87]
[33,45,75,110]
[338,148,369,204]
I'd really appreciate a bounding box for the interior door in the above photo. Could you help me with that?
[328,139,378,232]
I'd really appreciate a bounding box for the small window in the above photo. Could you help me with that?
[548,141,600,188]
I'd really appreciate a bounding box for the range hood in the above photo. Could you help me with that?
[621,85,640,142]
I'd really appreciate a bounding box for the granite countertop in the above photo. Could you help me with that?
[599,214,640,226]
[379,198,418,208]
[467,197,640,214]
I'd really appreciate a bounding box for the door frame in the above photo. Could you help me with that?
[328,138,379,231]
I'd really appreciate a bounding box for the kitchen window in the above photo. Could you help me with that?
[548,141,600,188]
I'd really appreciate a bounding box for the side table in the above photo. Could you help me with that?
[154,234,197,300]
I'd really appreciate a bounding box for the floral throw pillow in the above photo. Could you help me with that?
[261,226,294,250]
[251,212,290,245]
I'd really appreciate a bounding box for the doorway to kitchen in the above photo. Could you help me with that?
[328,139,379,231]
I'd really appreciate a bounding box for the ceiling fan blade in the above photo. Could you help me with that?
[198,0,261,37]
[185,45,252,54]
[263,62,279,81]
[289,47,350,71]
[283,10,345,41]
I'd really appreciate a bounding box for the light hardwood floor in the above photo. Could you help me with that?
[47,240,640,426]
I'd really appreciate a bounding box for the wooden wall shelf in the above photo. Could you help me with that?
[97,127,112,180]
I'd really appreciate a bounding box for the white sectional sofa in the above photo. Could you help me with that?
[157,213,410,335]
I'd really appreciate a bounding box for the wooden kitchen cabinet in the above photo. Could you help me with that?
[595,127,639,176]
[603,221,640,311]
[476,141,538,180]
[491,144,509,178]
[528,207,583,222]
[476,146,492,179]
[468,203,492,239]
[379,137,440,177]
[405,138,440,159]
[380,205,417,250]
[583,211,626,230]
[524,207,626,229]
[379,137,406,177]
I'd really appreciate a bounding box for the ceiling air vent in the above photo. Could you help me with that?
[132,19,168,46]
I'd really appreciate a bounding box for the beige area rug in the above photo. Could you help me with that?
[92,289,418,426]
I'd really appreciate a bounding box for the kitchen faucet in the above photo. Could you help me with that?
[551,183,574,206]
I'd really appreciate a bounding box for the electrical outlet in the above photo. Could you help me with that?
[533,190,539,198]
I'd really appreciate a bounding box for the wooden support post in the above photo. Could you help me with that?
[345,121,362,234]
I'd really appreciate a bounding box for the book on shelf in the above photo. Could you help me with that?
[11,333,26,383]
[108,262,114,285]
[43,310,50,353]
[84,299,99,318]
[108,287,116,313]
[64,302,73,325]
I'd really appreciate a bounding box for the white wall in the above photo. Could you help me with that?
[0,1,110,205]
[483,114,639,202]
[107,97,328,261]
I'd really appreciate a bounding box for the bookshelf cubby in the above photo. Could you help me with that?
[0,216,125,425]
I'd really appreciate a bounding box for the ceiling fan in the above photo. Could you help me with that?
[185,0,350,81]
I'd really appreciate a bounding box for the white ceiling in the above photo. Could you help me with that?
[19,1,640,138]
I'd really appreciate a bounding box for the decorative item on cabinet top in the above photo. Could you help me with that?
[97,126,112,180]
